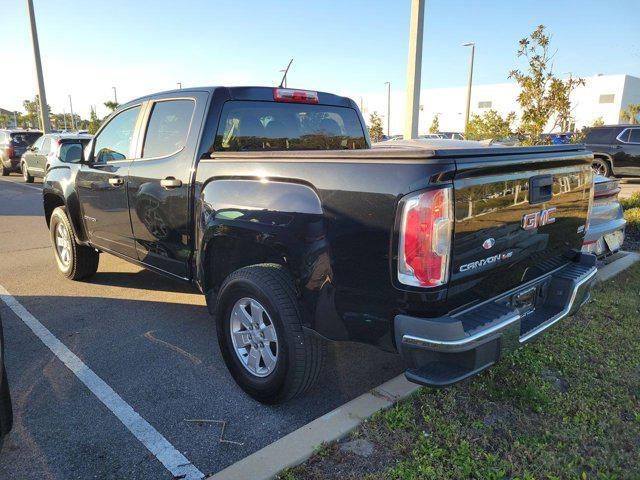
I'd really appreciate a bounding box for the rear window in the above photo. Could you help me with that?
[584,128,615,144]
[214,101,367,151]
[11,132,42,146]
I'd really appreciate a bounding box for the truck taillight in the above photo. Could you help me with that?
[398,187,453,287]
[273,88,319,104]
[8,145,14,157]
[585,179,595,233]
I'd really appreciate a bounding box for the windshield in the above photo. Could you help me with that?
[214,101,367,151]
[11,132,42,146]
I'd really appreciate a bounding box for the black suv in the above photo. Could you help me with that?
[585,125,640,177]
[0,130,43,176]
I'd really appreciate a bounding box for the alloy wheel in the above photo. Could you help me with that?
[229,297,278,378]
[55,222,71,267]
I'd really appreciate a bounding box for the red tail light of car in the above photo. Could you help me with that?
[8,145,14,158]
[398,187,453,287]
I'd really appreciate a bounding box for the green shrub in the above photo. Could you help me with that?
[624,207,640,230]
[620,192,640,211]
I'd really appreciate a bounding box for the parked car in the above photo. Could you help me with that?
[584,125,640,177]
[43,86,596,403]
[20,133,92,183]
[438,132,465,140]
[582,174,626,258]
[0,312,12,451]
[419,133,445,139]
[0,129,43,176]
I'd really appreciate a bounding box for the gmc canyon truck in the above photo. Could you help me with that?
[42,86,597,403]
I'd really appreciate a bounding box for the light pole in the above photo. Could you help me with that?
[112,86,118,103]
[463,42,475,135]
[62,108,67,130]
[177,82,182,89]
[68,94,76,130]
[384,81,391,137]
[26,0,51,133]
[404,0,425,140]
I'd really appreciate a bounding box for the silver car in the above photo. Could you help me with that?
[20,133,92,183]
[582,175,626,258]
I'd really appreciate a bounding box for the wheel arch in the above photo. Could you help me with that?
[592,153,615,174]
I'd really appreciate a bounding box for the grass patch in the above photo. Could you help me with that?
[281,265,640,480]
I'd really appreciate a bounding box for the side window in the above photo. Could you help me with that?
[629,129,640,144]
[142,100,194,158]
[40,137,52,155]
[31,136,44,151]
[94,106,141,163]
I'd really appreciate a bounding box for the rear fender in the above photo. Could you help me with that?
[197,178,337,331]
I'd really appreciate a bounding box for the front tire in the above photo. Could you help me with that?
[22,163,33,183]
[49,207,99,280]
[215,264,326,404]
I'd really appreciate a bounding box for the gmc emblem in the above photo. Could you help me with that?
[521,207,556,230]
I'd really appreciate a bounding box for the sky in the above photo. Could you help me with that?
[1,0,639,119]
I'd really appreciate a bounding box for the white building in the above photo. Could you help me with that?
[355,74,640,136]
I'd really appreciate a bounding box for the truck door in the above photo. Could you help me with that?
[126,92,208,279]
[76,105,142,259]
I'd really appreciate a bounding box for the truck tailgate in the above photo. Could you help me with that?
[449,148,593,307]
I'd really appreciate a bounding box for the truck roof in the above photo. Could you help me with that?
[124,86,357,109]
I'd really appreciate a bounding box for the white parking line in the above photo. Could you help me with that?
[0,177,43,191]
[0,285,204,480]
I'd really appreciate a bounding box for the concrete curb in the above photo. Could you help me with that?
[207,250,640,480]
[207,375,420,480]
[594,251,640,283]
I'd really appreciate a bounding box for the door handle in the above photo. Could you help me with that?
[108,177,124,186]
[161,177,182,189]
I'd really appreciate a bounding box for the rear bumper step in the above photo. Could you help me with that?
[395,253,597,387]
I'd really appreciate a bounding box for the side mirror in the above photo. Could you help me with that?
[58,141,85,163]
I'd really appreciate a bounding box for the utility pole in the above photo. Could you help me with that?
[27,0,51,133]
[112,86,118,103]
[68,94,76,130]
[384,82,391,136]
[404,0,425,139]
[463,42,475,135]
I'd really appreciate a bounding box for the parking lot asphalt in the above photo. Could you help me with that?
[0,175,404,479]
[619,177,640,199]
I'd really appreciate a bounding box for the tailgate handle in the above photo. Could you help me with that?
[529,175,553,204]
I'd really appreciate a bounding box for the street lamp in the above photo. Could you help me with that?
[462,42,475,135]
[384,81,391,137]
[112,86,118,103]
[177,82,182,89]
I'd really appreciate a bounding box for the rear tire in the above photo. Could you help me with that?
[49,207,99,280]
[592,158,611,177]
[1,163,7,176]
[22,163,33,183]
[214,264,326,404]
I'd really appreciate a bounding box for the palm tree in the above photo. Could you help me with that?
[621,103,640,125]
[104,101,120,112]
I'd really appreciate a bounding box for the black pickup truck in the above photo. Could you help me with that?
[42,86,597,403]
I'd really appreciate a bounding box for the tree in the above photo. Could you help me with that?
[23,96,51,129]
[621,103,640,125]
[0,114,10,128]
[104,101,120,112]
[429,115,440,134]
[508,25,584,145]
[465,109,516,141]
[368,111,384,142]
[87,108,102,135]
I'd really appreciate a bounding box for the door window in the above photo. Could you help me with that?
[31,136,44,151]
[628,128,640,144]
[93,106,141,163]
[40,137,52,155]
[142,100,195,158]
